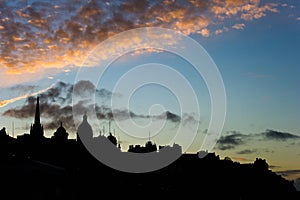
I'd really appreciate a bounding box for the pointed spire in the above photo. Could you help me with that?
[60,121,63,127]
[30,96,44,139]
[109,119,111,133]
[34,96,40,125]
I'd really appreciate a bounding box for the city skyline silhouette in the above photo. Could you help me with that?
[0,0,299,199]
[0,95,299,199]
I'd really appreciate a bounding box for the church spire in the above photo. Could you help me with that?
[30,96,44,139]
[34,96,40,125]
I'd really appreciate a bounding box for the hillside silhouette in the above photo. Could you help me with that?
[0,97,299,199]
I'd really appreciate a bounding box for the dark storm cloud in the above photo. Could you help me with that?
[2,81,182,130]
[262,129,300,141]
[215,129,300,151]
[2,80,118,130]
[2,102,35,119]
[4,101,182,130]
[73,80,120,100]
[73,80,95,98]
[15,80,116,105]
[156,111,181,122]
[39,81,72,104]
[216,131,248,150]
[96,105,181,123]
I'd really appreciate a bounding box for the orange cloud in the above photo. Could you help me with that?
[0,0,281,86]
[241,3,279,21]
[175,16,210,35]
[210,0,279,21]
[198,28,210,37]
[231,157,250,162]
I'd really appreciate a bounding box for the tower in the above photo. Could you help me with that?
[30,97,44,140]
[77,112,93,142]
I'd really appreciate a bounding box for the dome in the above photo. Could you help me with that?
[56,122,66,133]
[53,122,68,141]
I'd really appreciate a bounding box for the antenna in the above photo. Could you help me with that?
[148,131,150,141]
[12,122,14,138]
[103,126,105,135]
[109,119,111,133]
[117,136,121,149]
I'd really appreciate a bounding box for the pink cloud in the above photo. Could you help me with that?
[232,23,246,30]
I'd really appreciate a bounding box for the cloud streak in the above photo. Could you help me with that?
[236,149,256,154]
[0,82,56,107]
[215,129,300,151]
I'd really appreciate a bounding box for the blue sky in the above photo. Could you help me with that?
[0,0,299,182]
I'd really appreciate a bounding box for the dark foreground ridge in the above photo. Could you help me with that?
[0,133,299,199]
[0,97,299,199]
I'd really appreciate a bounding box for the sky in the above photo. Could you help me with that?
[0,0,299,183]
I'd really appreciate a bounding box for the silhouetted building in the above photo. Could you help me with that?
[52,122,69,142]
[77,112,93,142]
[254,158,269,171]
[128,140,157,153]
[145,140,157,151]
[159,143,182,155]
[107,133,117,146]
[30,97,44,140]
[106,119,118,146]
[0,127,8,139]
[0,127,15,143]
